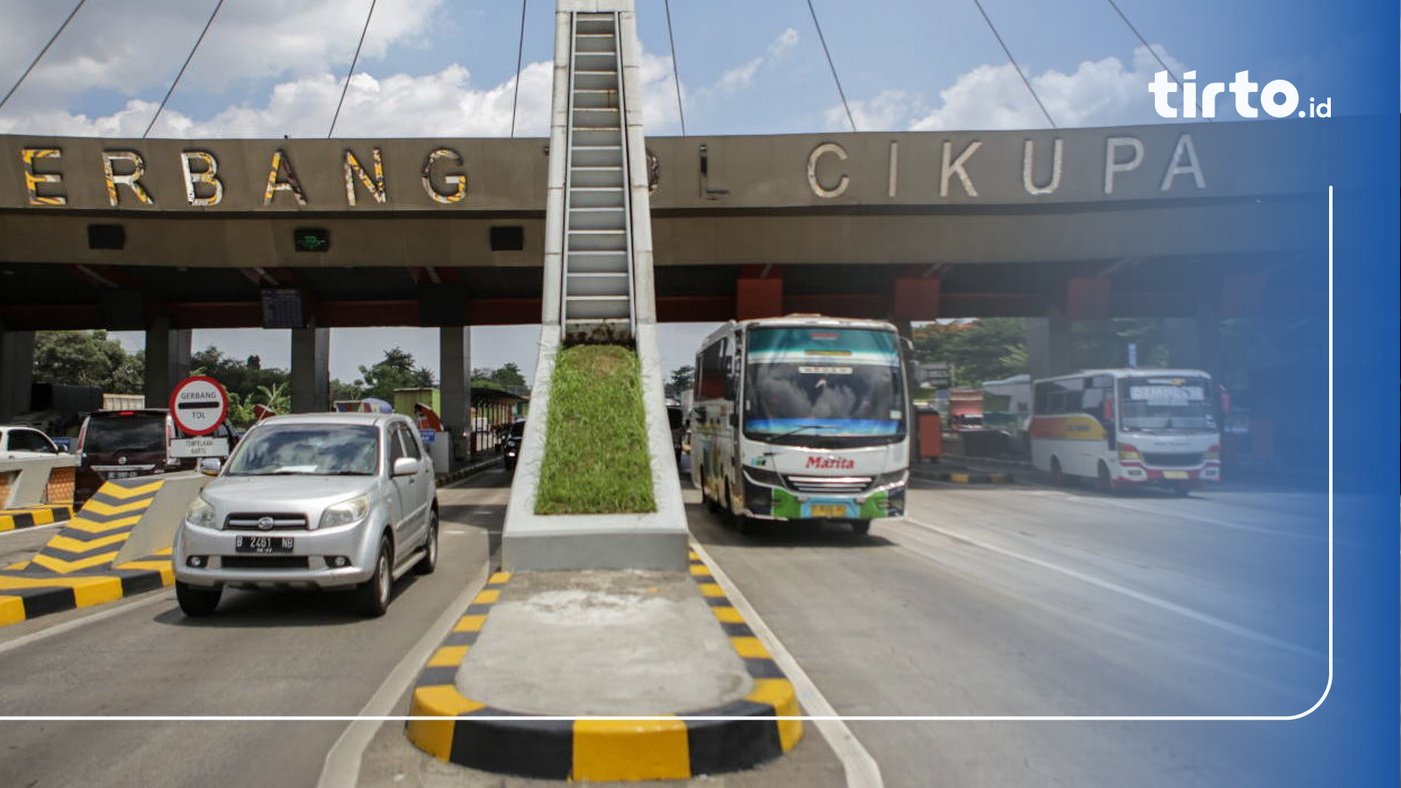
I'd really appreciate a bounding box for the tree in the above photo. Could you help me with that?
[354,347,435,401]
[33,330,131,390]
[667,365,694,398]
[490,362,526,389]
[191,345,290,403]
[912,319,1027,388]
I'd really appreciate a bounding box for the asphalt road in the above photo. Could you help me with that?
[689,474,1331,788]
[0,466,1333,787]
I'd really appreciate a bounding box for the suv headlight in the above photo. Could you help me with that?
[318,494,371,530]
[872,470,908,488]
[185,497,216,529]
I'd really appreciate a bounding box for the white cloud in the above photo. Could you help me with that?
[829,45,1185,132]
[0,0,441,110]
[0,49,687,139]
[718,58,763,94]
[769,28,799,59]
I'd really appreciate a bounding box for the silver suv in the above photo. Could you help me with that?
[173,412,439,617]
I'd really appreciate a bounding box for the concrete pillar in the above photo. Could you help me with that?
[143,320,192,408]
[1025,307,1073,380]
[290,328,330,414]
[440,326,471,469]
[0,330,35,421]
[1165,301,1221,376]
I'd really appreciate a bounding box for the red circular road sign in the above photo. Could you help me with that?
[168,375,229,436]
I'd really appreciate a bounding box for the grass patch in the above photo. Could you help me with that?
[535,344,656,515]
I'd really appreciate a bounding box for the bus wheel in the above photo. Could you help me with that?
[1096,462,1115,495]
[736,515,757,535]
[850,520,871,536]
[1050,457,1066,487]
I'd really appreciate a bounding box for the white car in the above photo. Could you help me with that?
[173,412,439,618]
[0,426,62,459]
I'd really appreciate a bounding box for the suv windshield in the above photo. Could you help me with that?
[226,424,380,476]
[743,327,906,447]
[85,415,164,454]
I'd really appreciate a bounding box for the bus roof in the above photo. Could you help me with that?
[1033,368,1212,383]
[700,315,899,348]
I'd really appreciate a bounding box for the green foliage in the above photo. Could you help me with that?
[911,319,1028,388]
[667,365,694,399]
[353,347,435,401]
[33,330,137,391]
[535,345,655,515]
[1071,319,1169,370]
[191,345,290,402]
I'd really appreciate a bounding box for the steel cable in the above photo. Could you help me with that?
[329,0,379,138]
[144,0,226,138]
[0,0,88,115]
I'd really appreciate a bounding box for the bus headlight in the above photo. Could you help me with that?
[871,470,908,489]
[743,466,783,487]
[1118,444,1142,462]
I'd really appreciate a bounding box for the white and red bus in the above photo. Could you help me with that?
[1029,368,1222,494]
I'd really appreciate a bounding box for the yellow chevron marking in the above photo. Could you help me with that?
[80,497,156,517]
[453,614,487,633]
[573,718,691,781]
[427,645,470,668]
[712,606,744,624]
[65,514,142,534]
[697,582,725,598]
[689,563,712,577]
[31,551,121,574]
[45,532,131,554]
[0,519,14,533]
[113,559,174,585]
[97,480,164,500]
[5,561,29,571]
[729,636,771,659]
[0,574,122,606]
[0,596,23,626]
[472,589,500,605]
[487,571,512,585]
[152,547,172,556]
[406,686,486,760]
[745,678,803,751]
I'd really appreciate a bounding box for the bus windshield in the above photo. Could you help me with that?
[743,327,905,446]
[1117,376,1215,432]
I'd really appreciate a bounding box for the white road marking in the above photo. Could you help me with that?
[316,562,491,788]
[900,516,1321,661]
[0,590,173,657]
[691,541,884,788]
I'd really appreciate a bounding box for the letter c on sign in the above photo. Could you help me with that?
[807,142,849,199]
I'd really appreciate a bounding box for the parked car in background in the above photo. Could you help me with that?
[73,409,238,505]
[502,419,527,473]
[0,425,62,458]
[173,412,439,617]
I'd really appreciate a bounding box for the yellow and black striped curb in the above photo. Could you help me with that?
[0,478,172,627]
[916,470,1013,485]
[405,554,803,780]
[0,504,73,532]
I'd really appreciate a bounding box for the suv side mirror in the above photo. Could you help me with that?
[392,457,421,477]
[198,457,222,476]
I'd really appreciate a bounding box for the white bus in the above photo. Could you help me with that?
[1029,368,1222,494]
[690,315,910,534]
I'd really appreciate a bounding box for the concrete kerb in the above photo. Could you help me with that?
[0,504,72,532]
[404,548,804,781]
[913,467,1014,485]
[435,455,503,487]
[0,474,206,627]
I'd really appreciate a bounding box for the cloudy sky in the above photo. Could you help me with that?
[0,0,1336,383]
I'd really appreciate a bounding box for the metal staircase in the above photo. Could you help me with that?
[561,13,635,340]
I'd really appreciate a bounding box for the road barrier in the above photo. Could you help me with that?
[0,473,207,626]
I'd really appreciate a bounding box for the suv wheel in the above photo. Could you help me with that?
[414,511,439,575]
[354,536,393,618]
[176,581,221,617]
